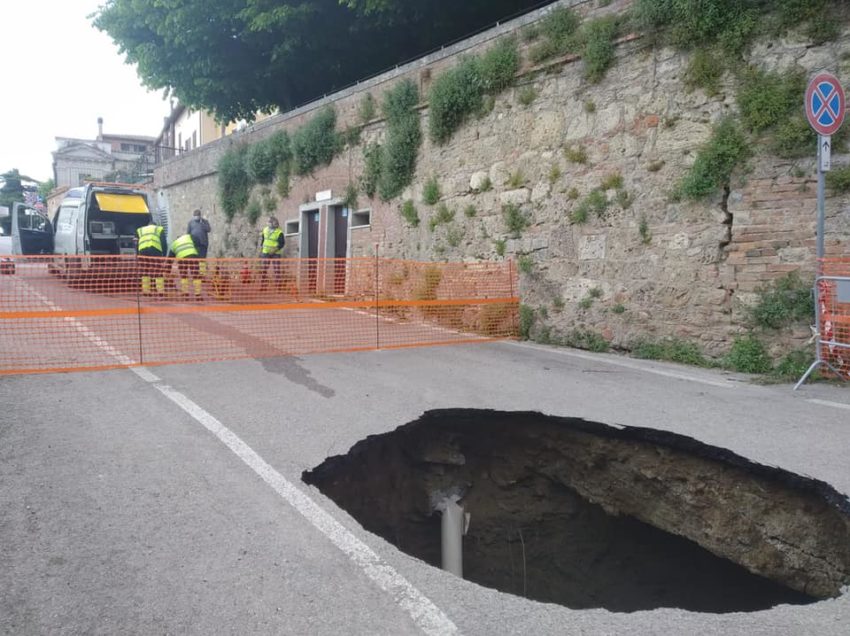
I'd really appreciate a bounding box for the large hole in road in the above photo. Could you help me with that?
[303,410,850,613]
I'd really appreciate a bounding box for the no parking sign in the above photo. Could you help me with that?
[806,73,845,171]
[806,73,846,136]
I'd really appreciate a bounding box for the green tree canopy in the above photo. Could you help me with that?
[0,169,41,209]
[93,0,547,122]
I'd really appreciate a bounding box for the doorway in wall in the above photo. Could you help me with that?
[332,206,349,294]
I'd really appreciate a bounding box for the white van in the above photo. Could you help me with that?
[50,183,155,277]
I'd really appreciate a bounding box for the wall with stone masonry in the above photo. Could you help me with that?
[153,0,850,356]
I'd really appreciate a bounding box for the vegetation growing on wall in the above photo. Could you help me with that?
[748,272,814,330]
[677,117,749,200]
[528,6,581,64]
[377,80,422,201]
[292,106,341,176]
[503,203,530,237]
[428,38,519,144]
[218,107,343,220]
[422,177,441,205]
[218,145,251,221]
[400,200,420,227]
[361,142,382,199]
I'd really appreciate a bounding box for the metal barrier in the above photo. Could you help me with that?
[0,255,518,375]
[795,258,850,389]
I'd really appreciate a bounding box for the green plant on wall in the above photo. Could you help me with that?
[600,172,623,190]
[678,117,750,200]
[361,142,382,199]
[529,6,581,64]
[737,68,804,134]
[826,165,850,193]
[518,86,538,106]
[423,176,441,205]
[262,192,278,214]
[429,38,519,144]
[581,16,620,83]
[378,79,422,201]
[246,198,262,225]
[343,183,358,210]
[748,271,814,329]
[218,145,251,220]
[428,203,455,231]
[245,139,279,184]
[503,203,529,237]
[685,48,723,96]
[724,333,773,373]
[639,216,652,244]
[446,225,464,247]
[359,93,376,124]
[631,337,710,367]
[292,106,341,176]
[519,304,535,339]
[275,161,291,198]
[400,199,420,227]
[494,238,507,257]
[564,145,588,164]
[507,170,525,188]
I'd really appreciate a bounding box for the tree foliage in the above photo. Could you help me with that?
[0,169,41,209]
[94,0,547,122]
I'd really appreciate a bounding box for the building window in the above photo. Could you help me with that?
[134,144,147,152]
[351,209,371,229]
[120,143,132,151]
[284,219,300,235]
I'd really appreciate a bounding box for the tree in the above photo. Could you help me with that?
[0,169,40,209]
[93,0,545,122]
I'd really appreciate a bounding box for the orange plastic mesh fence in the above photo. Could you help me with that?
[819,258,850,379]
[0,255,518,375]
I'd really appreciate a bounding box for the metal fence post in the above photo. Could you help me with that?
[374,245,380,350]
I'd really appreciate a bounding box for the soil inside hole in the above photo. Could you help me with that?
[303,410,850,613]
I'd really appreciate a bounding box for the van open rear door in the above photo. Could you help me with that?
[11,203,54,255]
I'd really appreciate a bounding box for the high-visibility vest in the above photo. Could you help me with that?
[171,234,199,259]
[136,224,164,253]
[262,226,284,255]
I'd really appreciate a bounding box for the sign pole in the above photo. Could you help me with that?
[817,136,827,260]
[795,73,846,389]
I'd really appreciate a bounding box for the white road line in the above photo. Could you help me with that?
[808,398,850,411]
[504,341,737,389]
[130,366,160,383]
[153,381,459,636]
[18,280,137,367]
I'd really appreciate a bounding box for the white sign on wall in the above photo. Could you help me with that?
[315,190,332,202]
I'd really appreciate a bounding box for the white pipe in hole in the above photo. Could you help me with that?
[441,498,465,577]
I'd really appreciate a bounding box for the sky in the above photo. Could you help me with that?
[0,0,170,183]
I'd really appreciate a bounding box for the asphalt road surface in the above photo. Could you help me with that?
[2,342,850,635]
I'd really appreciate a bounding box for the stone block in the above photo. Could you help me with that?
[578,234,607,261]
[500,189,531,206]
[531,181,551,202]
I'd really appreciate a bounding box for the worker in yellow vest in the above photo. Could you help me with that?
[169,233,202,299]
[258,216,285,291]
[135,223,167,296]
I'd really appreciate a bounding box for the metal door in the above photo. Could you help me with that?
[333,207,349,294]
[306,210,319,293]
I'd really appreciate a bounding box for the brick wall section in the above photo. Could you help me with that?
[153,0,849,355]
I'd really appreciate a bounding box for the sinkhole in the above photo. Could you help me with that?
[303,410,850,613]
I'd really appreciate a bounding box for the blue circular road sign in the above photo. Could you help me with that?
[806,73,845,136]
